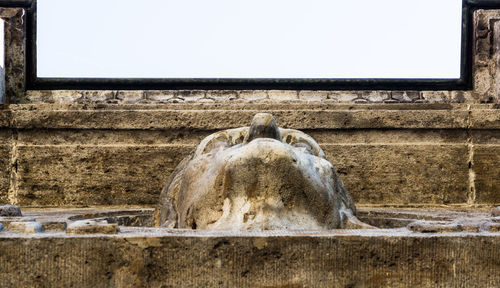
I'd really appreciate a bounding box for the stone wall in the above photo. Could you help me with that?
[0,103,497,208]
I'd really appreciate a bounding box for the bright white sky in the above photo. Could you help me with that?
[36,0,463,79]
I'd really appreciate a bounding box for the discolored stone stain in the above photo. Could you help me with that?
[253,238,268,250]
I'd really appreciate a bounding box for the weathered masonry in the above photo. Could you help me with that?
[0,1,499,287]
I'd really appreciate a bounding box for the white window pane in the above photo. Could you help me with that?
[37,0,463,79]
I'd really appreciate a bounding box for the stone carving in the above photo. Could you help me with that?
[156,113,371,230]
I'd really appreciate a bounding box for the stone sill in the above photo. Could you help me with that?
[1,223,499,287]
[0,103,498,130]
[1,236,498,287]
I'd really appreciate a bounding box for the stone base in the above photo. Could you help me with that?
[1,230,499,287]
[0,207,499,287]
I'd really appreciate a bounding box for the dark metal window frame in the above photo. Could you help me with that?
[5,0,500,90]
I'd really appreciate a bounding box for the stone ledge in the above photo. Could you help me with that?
[470,109,500,129]
[0,103,496,130]
[24,89,479,104]
[10,109,469,130]
[0,232,498,287]
[3,103,484,130]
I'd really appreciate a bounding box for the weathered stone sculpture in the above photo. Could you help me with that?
[156,113,370,230]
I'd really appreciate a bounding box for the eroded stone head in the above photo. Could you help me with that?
[156,113,370,230]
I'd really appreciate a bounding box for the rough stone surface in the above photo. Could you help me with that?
[0,232,498,288]
[41,221,67,232]
[66,220,119,235]
[0,208,496,286]
[9,106,470,130]
[407,220,486,233]
[14,145,190,206]
[157,113,368,230]
[488,223,500,232]
[0,205,21,216]
[0,139,12,205]
[470,109,500,129]
[474,10,500,103]
[7,221,43,234]
[0,103,494,207]
[493,207,500,217]
[21,89,483,105]
[0,8,26,103]
[327,144,469,204]
[474,146,500,204]
[0,216,35,229]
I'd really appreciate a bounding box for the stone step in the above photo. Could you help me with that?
[0,230,498,287]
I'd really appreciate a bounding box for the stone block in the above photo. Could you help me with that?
[487,223,500,232]
[327,91,358,102]
[0,111,11,128]
[298,91,329,101]
[205,90,238,101]
[0,216,36,229]
[307,129,467,146]
[421,91,449,103]
[0,144,11,205]
[238,90,268,101]
[14,145,194,206]
[10,108,469,130]
[0,234,499,287]
[81,91,115,102]
[145,90,175,102]
[0,205,21,216]
[268,90,298,101]
[7,222,43,234]
[471,109,500,129]
[16,129,210,147]
[115,91,143,103]
[474,145,500,204]
[41,221,67,232]
[493,207,500,217]
[175,90,205,102]
[47,90,83,103]
[66,220,118,235]
[324,144,469,205]
[407,221,479,233]
[12,142,471,207]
